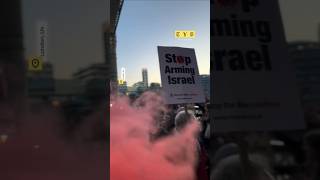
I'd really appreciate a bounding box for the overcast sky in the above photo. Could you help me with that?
[22,0,320,81]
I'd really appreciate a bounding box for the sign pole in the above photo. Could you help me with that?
[184,104,188,115]
[232,133,254,180]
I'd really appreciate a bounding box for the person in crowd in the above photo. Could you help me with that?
[174,107,197,132]
[203,103,211,140]
[195,103,210,150]
[174,107,210,180]
[151,104,177,140]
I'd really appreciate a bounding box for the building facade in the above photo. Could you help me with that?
[73,63,109,100]
[289,42,320,107]
[288,41,320,126]
[200,74,210,100]
[104,0,124,83]
[142,68,148,88]
[149,82,161,92]
[132,81,147,96]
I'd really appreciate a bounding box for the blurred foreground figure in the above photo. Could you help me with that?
[304,130,320,180]
[0,0,25,135]
[211,143,274,180]
[174,108,210,180]
[211,155,274,180]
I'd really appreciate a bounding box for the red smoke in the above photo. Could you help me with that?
[111,92,200,180]
[0,104,107,180]
[0,92,199,180]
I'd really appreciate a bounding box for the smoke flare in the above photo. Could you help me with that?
[111,92,200,180]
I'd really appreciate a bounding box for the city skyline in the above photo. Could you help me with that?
[21,0,320,81]
[118,67,210,87]
[117,0,210,86]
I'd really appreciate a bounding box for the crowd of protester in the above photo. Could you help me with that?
[144,101,211,179]
[126,94,320,180]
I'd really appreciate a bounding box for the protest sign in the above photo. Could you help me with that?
[158,46,205,104]
[211,0,305,132]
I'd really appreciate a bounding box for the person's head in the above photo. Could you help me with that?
[211,143,274,180]
[213,143,239,166]
[211,155,274,180]
[174,110,196,132]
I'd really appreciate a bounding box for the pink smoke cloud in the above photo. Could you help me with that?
[111,92,200,180]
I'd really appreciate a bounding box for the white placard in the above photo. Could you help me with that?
[211,0,305,132]
[158,46,205,104]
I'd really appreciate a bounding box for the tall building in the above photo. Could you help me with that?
[78,0,123,101]
[289,42,320,106]
[104,0,124,83]
[142,68,148,88]
[200,74,210,100]
[288,41,320,126]
[110,0,123,33]
[121,67,125,81]
[104,23,117,83]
